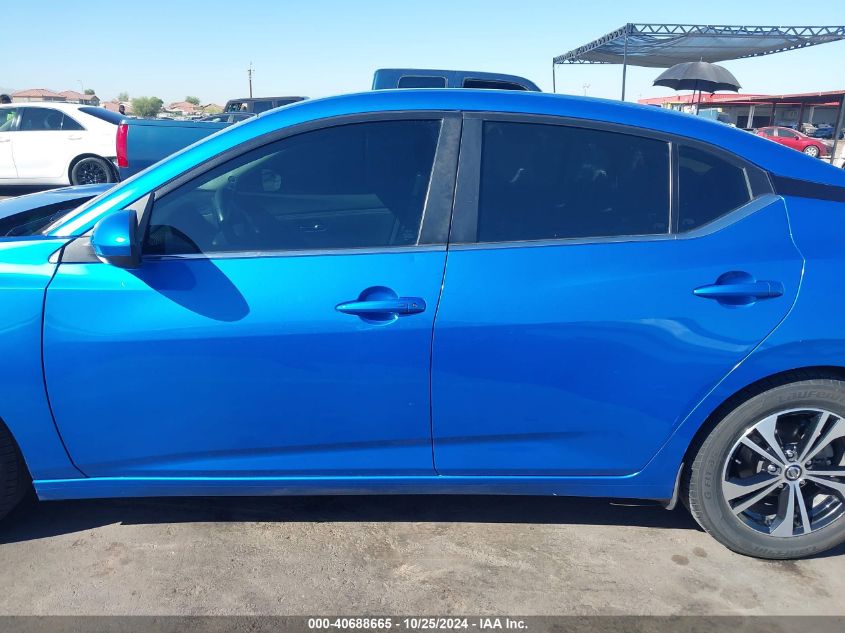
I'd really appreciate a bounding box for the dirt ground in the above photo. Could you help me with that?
[0,494,842,615]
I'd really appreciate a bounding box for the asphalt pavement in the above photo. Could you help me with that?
[0,494,842,615]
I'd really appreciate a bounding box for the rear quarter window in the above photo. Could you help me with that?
[677,145,753,231]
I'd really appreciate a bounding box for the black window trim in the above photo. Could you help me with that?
[449,111,773,247]
[139,110,462,261]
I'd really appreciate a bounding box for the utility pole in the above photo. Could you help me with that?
[247,62,254,98]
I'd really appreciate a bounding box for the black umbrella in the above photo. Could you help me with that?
[653,61,741,113]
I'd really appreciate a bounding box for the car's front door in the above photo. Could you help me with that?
[775,128,802,151]
[431,115,803,476]
[0,107,18,179]
[44,115,459,477]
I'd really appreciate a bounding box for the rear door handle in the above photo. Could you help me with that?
[68,135,83,140]
[694,282,783,300]
[694,272,784,306]
[336,298,425,316]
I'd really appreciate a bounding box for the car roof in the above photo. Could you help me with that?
[0,102,97,113]
[48,89,845,237]
[248,90,845,185]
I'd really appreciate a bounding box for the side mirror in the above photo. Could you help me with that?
[91,210,140,268]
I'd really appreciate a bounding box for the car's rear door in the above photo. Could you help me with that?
[13,107,75,180]
[431,114,802,476]
[44,113,459,478]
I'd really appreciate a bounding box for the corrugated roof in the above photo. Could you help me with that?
[555,24,845,68]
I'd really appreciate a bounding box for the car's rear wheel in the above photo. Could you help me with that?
[70,156,115,185]
[803,145,821,158]
[0,423,29,521]
[685,378,845,559]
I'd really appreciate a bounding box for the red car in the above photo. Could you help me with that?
[756,126,828,158]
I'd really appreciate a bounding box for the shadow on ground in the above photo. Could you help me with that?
[0,493,702,545]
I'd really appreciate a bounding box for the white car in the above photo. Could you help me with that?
[0,103,121,185]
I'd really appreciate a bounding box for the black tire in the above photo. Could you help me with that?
[685,378,845,559]
[0,423,29,521]
[70,156,115,186]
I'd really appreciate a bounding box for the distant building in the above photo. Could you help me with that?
[11,88,65,103]
[166,101,200,116]
[58,90,100,106]
[163,102,224,118]
[12,88,100,105]
[638,90,845,131]
[103,100,133,115]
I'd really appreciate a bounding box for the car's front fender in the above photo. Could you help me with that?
[0,238,82,480]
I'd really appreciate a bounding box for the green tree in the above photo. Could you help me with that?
[185,96,200,106]
[131,96,164,118]
[84,88,96,95]
[117,91,129,102]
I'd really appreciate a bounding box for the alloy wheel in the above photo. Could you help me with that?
[721,408,845,537]
[76,160,109,184]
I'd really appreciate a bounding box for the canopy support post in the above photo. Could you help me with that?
[832,97,845,168]
[552,61,557,93]
[621,24,630,101]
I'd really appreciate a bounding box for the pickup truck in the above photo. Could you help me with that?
[223,96,306,114]
[372,68,540,91]
[117,118,228,179]
[117,97,307,179]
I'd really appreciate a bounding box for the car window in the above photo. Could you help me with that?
[145,119,442,255]
[474,121,670,243]
[19,107,65,131]
[398,76,447,88]
[463,79,527,91]
[677,145,751,231]
[251,100,274,114]
[61,114,85,131]
[776,128,798,139]
[0,107,17,132]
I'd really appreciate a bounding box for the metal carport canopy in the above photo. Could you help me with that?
[553,24,845,99]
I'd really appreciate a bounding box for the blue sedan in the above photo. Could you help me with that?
[2,90,845,559]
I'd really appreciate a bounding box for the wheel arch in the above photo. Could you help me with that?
[681,365,845,474]
[68,153,118,183]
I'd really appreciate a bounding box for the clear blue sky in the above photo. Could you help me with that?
[3,0,844,105]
